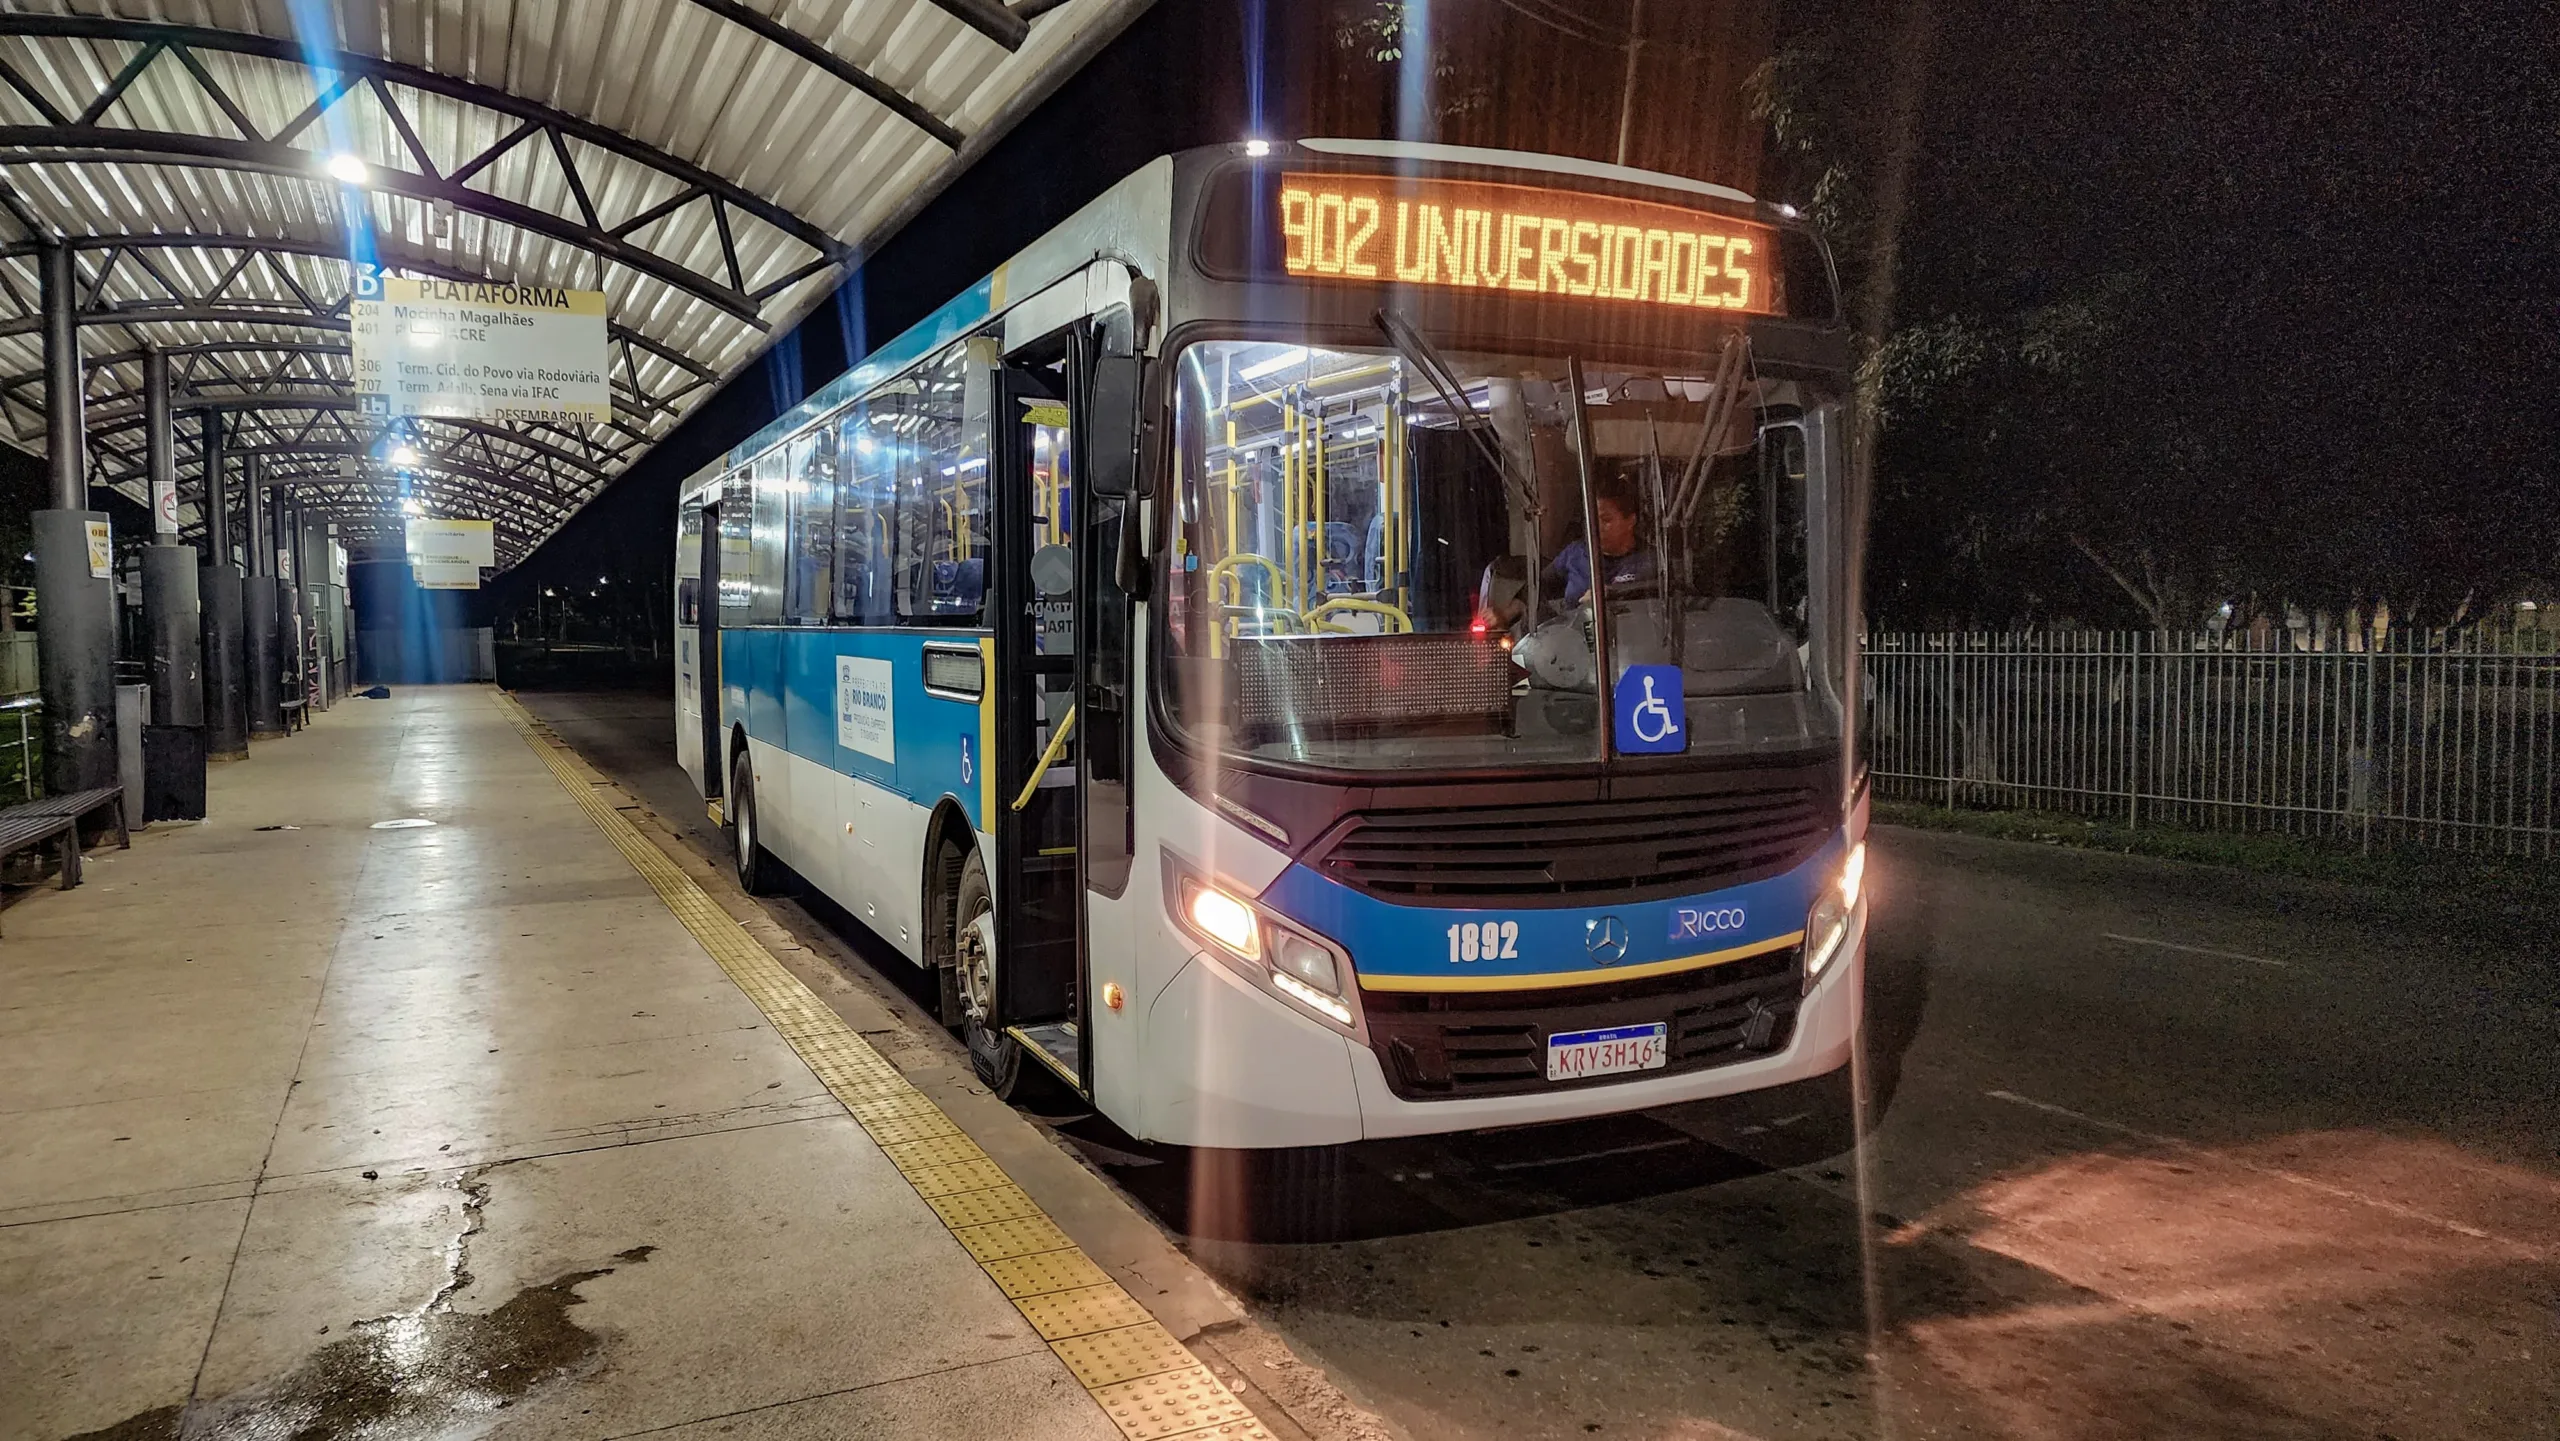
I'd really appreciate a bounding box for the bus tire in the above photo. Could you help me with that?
[954,849,1027,1097]
[729,748,778,896]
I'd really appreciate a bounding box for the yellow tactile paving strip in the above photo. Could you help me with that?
[491,692,1273,1441]
[486,691,1269,1433]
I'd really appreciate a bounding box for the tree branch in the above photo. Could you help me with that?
[2068,531,2164,629]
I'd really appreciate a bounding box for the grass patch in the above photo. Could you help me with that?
[1875,799,2551,905]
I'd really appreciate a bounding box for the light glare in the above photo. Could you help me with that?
[1186,883,1258,956]
[325,153,369,185]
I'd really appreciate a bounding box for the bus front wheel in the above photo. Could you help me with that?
[954,850,1027,1097]
[729,749,777,896]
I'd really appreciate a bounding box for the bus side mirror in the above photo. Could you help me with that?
[1085,354,1144,499]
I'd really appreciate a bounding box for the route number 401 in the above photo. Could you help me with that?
[1447,920,1520,963]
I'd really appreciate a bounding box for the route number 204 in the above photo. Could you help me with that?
[1447,920,1520,963]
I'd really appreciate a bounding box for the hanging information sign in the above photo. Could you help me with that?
[352,276,611,424]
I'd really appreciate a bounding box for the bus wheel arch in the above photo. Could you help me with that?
[921,802,976,1026]
[726,728,776,896]
[922,804,1031,1097]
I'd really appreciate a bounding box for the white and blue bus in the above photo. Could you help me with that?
[676,140,1869,1148]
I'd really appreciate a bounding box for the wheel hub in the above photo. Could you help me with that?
[957,910,997,1025]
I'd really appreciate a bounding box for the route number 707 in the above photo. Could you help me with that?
[1447,920,1520,963]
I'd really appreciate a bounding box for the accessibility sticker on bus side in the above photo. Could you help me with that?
[836,655,896,763]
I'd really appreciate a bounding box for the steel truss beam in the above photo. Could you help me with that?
[0,16,853,321]
[680,0,968,147]
[81,393,632,487]
[88,411,603,528]
[0,127,778,324]
[0,233,721,381]
[109,437,573,527]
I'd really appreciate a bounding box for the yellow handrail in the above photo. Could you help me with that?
[1306,596,1414,633]
[1206,552,1283,607]
[1011,705,1077,812]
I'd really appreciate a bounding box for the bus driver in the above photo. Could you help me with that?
[1478,470,1658,630]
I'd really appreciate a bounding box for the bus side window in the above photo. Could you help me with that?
[783,427,837,624]
[835,402,893,624]
[894,341,992,623]
[746,446,788,625]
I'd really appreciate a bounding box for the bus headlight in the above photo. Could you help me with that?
[1183,880,1260,958]
[1271,931,1343,997]
[1167,856,1361,1034]
[1803,841,1865,990]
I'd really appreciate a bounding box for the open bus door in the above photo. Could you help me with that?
[982,317,1142,1097]
[986,337,1082,1090]
[695,498,723,803]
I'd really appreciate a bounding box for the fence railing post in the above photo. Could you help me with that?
[1943,642,1957,810]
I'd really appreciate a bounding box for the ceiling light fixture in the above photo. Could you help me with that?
[325,153,369,185]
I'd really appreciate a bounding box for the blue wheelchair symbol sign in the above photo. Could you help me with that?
[958,735,974,787]
[1613,665,1687,754]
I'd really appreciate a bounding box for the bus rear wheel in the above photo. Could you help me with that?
[953,850,1028,1097]
[729,749,777,896]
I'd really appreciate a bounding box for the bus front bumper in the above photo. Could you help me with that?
[1139,903,1865,1150]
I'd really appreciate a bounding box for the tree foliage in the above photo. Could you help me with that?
[1764,0,2555,629]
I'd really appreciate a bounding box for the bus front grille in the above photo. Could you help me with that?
[1362,948,1802,1102]
[1310,785,1830,904]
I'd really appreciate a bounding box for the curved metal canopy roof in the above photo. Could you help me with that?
[0,0,1136,567]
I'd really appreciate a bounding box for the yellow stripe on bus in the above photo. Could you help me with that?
[977,636,996,830]
[1357,931,1807,993]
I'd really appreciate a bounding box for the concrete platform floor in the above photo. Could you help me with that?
[0,687,1116,1441]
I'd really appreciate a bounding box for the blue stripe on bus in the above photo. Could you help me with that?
[1254,834,1845,990]
[722,626,990,832]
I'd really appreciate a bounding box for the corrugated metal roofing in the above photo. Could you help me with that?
[0,0,1143,566]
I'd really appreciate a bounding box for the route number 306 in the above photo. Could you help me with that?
[1446,920,1520,963]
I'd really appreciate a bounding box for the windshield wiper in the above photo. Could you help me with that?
[1668,334,1751,528]
[1372,309,1538,519]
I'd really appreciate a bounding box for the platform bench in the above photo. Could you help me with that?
[0,785,129,934]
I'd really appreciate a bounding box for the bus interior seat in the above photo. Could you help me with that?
[932,558,986,613]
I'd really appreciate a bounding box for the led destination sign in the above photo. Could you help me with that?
[1279,173,1774,314]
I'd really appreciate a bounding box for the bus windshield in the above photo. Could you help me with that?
[1163,336,1840,771]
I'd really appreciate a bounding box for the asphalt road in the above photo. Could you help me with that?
[519,687,2560,1441]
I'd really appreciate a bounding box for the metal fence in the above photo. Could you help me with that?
[1864,630,2560,858]
[0,632,34,698]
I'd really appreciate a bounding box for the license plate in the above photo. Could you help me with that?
[1544,1022,1668,1082]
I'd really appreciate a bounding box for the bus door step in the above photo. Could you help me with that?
[1006,1022,1083,1091]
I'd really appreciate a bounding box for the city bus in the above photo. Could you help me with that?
[675,139,1869,1148]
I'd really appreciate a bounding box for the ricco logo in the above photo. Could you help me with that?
[1668,905,1747,942]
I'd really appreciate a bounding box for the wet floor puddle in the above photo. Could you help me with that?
[66,1214,653,1441]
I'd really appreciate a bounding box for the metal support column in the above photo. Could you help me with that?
[198,410,249,760]
[140,347,204,728]
[32,241,118,795]
[284,499,313,710]
[243,455,282,736]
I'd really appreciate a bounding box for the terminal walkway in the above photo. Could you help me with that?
[0,688,1264,1441]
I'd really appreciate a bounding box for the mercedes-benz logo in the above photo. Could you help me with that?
[1584,916,1629,965]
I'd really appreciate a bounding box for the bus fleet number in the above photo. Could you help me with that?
[1447,920,1520,964]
